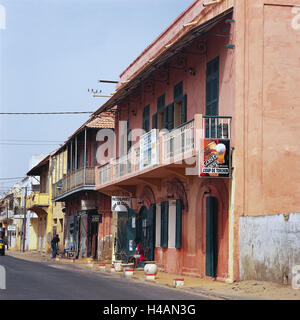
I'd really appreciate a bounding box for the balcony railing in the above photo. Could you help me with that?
[97,115,231,187]
[26,192,49,209]
[52,167,95,200]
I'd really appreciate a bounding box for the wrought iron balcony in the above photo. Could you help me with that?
[96,114,231,188]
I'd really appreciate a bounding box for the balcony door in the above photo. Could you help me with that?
[206,56,219,138]
[137,204,155,262]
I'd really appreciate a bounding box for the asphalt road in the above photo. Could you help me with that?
[0,255,210,300]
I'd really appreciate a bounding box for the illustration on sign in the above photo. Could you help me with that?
[200,139,230,178]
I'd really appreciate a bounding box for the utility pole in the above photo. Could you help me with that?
[6,199,9,250]
[22,186,27,252]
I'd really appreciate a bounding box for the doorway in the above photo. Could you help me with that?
[137,204,155,261]
[205,196,218,277]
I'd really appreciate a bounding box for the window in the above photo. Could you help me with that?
[173,81,187,128]
[142,105,150,132]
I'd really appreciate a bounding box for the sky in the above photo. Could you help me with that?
[0,0,194,194]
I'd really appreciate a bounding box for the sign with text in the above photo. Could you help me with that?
[199,139,230,178]
[140,129,158,170]
[111,196,131,212]
[81,200,96,210]
[88,214,102,223]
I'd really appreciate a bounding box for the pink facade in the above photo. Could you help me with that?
[94,0,300,283]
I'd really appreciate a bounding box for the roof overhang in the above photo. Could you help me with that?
[93,7,233,116]
[27,155,50,176]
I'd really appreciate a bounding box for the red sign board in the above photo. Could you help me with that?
[199,139,230,178]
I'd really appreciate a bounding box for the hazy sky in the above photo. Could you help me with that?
[0,0,194,194]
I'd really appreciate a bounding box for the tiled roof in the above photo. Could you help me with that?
[86,115,114,129]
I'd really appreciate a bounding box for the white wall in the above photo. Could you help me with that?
[239,213,300,284]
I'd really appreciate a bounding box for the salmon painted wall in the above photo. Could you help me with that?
[65,192,112,258]
[134,175,229,279]
[117,16,235,154]
[234,0,300,217]
[119,0,234,85]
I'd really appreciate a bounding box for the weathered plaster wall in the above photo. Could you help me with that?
[239,213,300,284]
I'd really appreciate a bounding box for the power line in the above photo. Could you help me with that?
[0,143,62,146]
[0,177,26,180]
[0,111,93,115]
[0,139,64,143]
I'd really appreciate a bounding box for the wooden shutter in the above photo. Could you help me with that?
[142,105,150,132]
[163,106,168,129]
[157,94,165,112]
[160,201,169,248]
[206,57,219,116]
[167,103,174,130]
[181,95,187,124]
[174,81,183,100]
[152,113,158,129]
[175,199,182,249]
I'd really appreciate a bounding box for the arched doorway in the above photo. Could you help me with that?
[137,204,155,261]
[196,180,229,279]
[205,196,218,277]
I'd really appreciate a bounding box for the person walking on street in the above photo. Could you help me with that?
[51,234,60,258]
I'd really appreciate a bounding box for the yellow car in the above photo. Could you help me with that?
[0,239,5,256]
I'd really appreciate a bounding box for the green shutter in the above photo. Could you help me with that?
[167,103,174,130]
[160,201,169,248]
[175,199,182,249]
[206,57,219,116]
[143,105,150,132]
[157,94,165,112]
[181,95,187,124]
[152,113,157,129]
[205,197,218,277]
[163,106,168,129]
[174,81,183,100]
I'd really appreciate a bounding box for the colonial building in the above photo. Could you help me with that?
[93,0,300,284]
[51,113,114,260]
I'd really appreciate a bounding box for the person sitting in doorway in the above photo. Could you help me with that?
[129,238,144,267]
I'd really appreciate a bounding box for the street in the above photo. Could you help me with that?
[0,255,210,300]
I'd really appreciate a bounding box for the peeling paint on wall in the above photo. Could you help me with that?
[239,213,300,284]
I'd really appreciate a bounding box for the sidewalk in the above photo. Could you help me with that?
[6,250,300,300]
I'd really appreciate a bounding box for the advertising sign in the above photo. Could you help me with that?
[140,129,157,170]
[200,139,230,178]
[111,196,131,212]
